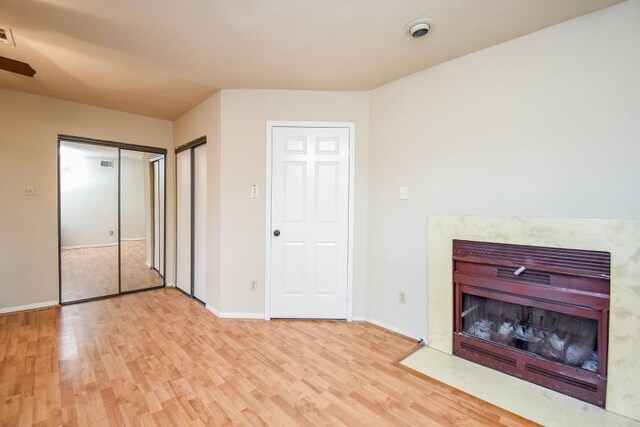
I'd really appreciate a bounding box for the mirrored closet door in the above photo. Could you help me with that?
[59,141,119,302]
[59,137,166,304]
[120,150,164,292]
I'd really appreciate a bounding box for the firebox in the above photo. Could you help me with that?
[452,240,610,407]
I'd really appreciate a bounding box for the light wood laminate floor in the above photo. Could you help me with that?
[61,240,162,302]
[0,289,536,426]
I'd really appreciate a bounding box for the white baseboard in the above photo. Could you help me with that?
[366,317,423,341]
[222,312,265,319]
[205,304,264,319]
[0,300,59,314]
[206,304,221,316]
[165,282,175,287]
[205,303,422,339]
[62,238,144,250]
[61,243,117,250]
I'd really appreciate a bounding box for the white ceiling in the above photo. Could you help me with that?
[0,0,624,119]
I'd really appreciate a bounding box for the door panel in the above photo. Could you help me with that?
[282,242,306,295]
[315,162,338,222]
[158,158,165,276]
[176,150,192,295]
[159,158,165,276]
[270,126,349,319]
[59,141,119,302]
[284,162,306,222]
[313,242,338,295]
[152,157,165,276]
[193,144,207,302]
[120,150,163,292]
[153,161,161,271]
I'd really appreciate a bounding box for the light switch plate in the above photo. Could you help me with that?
[399,186,408,200]
[399,291,407,304]
[251,184,259,199]
[26,185,36,196]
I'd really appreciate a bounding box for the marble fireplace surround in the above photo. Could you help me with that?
[402,215,640,425]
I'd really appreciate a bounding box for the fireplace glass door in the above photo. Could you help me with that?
[462,294,599,372]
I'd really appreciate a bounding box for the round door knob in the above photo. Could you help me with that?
[273,229,281,237]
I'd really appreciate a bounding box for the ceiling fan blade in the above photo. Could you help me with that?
[0,56,36,77]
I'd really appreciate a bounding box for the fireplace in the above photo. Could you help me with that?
[452,240,610,407]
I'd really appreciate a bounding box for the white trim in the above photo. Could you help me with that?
[265,121,356,322]
[218,312,264,320]
[61,242,117,250]
[166,282,175,287]
[367,317,423,341]
[61,237,144,250]
[219,312,266,319]
[206,304,264,319]
[0,300,59,314]
[206,304,221,316]
[265,122,272,320]
[347,123,355,322]
[205,301,421,341]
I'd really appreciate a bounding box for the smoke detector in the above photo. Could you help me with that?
[0,26,16,46]
[406,19,431,38]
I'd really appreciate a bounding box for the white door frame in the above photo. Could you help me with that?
[265,121,355,321]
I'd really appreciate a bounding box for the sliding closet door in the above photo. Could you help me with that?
[153,161,161,271]
[120,150,164,292]
[176,150,192,295]
[158,157,165,276]
[59,137,167,304]
[151,157,166,276]
[59,141,119,302]
[193,144,207,302]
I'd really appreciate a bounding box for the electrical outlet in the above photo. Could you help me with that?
[26,185,36,196]
[399,291,407,304]
[250,280,257,291]
[109,230,114,236]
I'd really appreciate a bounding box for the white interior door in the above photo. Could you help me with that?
[270,126,350,319]
[176,150,192,295]
[193,144,207,302]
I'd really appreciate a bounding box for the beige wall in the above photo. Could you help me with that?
[0,88,174,310]
[172,89,369,316]
[367,0,640,340]
[173,92,222,309]
[219,89,370,316]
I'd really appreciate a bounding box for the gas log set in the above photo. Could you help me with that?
[452,240,610,407]
[463,295,599,372]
